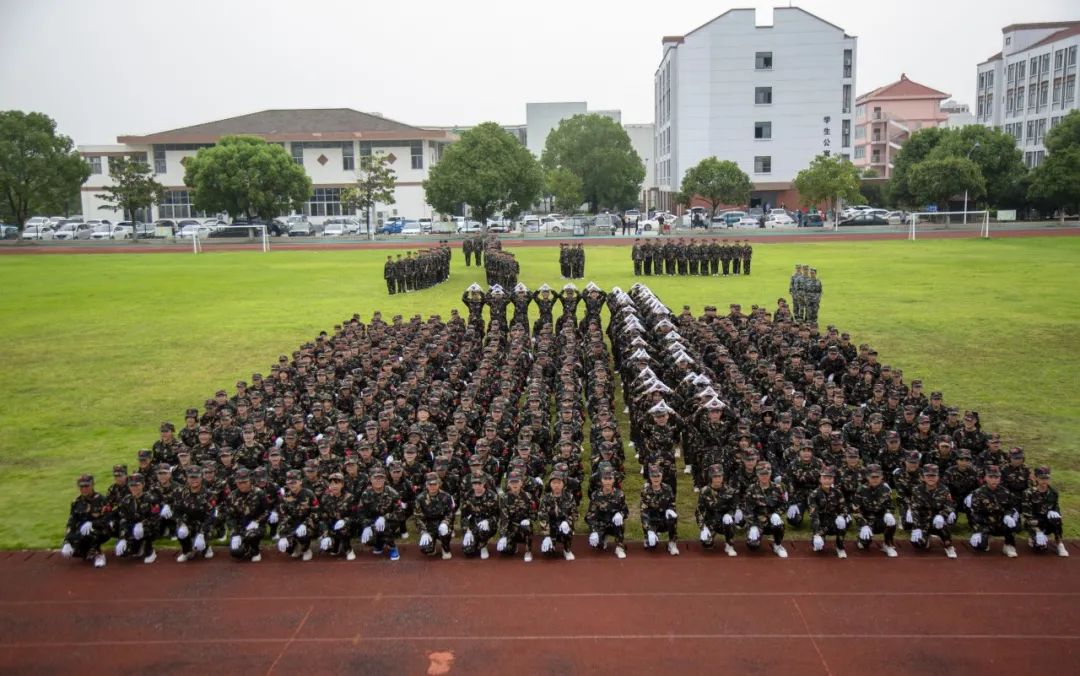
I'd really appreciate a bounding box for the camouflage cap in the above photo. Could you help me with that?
[820,466,836,478]
[285,469,302,481]
[866,463,883,476]
[77,473,94,486]
[984,464,1002,478]
[904,450,921,463]
[921,463,939,477]
[1034,466,1051,479]
[707,464,724,479]
[234,468,251,481]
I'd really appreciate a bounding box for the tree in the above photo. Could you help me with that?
[541,114,645,211]
[792,154,863,223]
[183,136,311,223]
[94,157,166,233]
[1028,111,1080,221]
[340,153,396,238]
[0,111,90,229]
[545,167,583,214]
[888,126,949,207]
[679,157,752,215]
[908,156,985,209]
[861,168,879,178]
[927,125,1026,207]
[424,122,543,231]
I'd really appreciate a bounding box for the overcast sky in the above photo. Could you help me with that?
[1,0,1075,144]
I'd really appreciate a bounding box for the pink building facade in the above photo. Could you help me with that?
[853,74,949,177]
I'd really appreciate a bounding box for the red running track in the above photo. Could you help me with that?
[0,542,1076,675]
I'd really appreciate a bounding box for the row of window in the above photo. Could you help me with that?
[89,153,148,175]
[751,120,849,147]
[155,188,351,219]
[1024,150,1045,168]
[1002,76,1076,116]
[158,190,206,219]
[148,141,427,175]
[754,48,852,78]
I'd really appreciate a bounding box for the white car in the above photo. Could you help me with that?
[624,209,641,224]
[177,220,212,239]
[21,224,55,240]
[885,211,906,225]
[765,213,795,227]
[639,212,674,231]
[401,221,423,236]
[24,217,51,231]
[735,215,760,229]
[322,222,348,237]
[418,217,433,233]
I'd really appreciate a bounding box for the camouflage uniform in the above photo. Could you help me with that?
[414,486,456,556]
[640,480,678,545]
[586,486,629,548]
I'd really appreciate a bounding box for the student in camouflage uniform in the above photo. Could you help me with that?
[414,472,456,560]
[696,465,741,556]
[112,473,161,564]
[537,471,578,560]
[175,466,217,563]
[968,464,1021,557]
[358,467,404,561]
[742,462,789,557]
[1023,466,1068,556]
[804,267,822,322]
[586,468,628,558]
[276,468,317,561]
[61,474,109,568]
[631,239,643,275]
[463,237,473,267]
[741,240,753,275]
[496,472,536,561]
[640,465,680,555]
[852,463,899,556]
[221,467,268,562]
[807,466,851,558]
[317,472,356,560]
[908,464,958,558]
[460,475,500,559]
[384,255,396,294]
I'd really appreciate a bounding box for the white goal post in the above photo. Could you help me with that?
[192,225,270,254]
[908,211,990,240]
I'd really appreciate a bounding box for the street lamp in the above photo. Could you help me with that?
[963,141,981,224]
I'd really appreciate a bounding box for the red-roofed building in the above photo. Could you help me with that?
[853,74,951,177]
[977,20,1079,168]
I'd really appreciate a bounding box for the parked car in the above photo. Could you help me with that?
[593,213,620,234]
[132,221,157,238]
[90,223,134,239]
[21,224,55,240]
[486,217,512,233]
[0,224,19,239]
[153,219,178,236]
[53,221,95,240]
[321,217,358,237]
[885,211,907,225]
[208,225,264,238]
[285,216,317,236]
[418,217,434,233]
[734,214,761,229]
[177,220,212,238]
[379,220,404,235]
[802,213,825,227]
[401,220,423,236]
[713,211,746,228]
[24,216,52,231]
[455,217,482,233]
[624,209,641,225]
[430,219,455,234]
[639,212,674,231]
[839,213,889,226]
[747,207,765,226]
[765,212,795,227]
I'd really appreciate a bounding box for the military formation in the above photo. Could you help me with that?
[484,249,520,289]
[383,246,451,295]
[62,276,1068,568]
[789,264,823,323]
[559,243,586,279]
[631,238,752,277]
[462,235,487,268]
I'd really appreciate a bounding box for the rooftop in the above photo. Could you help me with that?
[856,73,950,103]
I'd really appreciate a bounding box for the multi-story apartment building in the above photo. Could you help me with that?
[79,108,456,223]
[852,74,950,178]
[977,21,1080,168]
[654,6,856,210]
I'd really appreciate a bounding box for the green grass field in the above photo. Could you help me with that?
[1,237,1078,548]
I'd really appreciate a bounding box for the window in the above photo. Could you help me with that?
[753,156,771,173]
[1017,61,1025,79]
[841,119,851,147]
[1034,150,1045,166]
[855,104,865,119]
[153,147,166,174]
[1065,76,1076,103]
[843,49,852,78]
[986,71,994,88]
[159,190,205,219]
[754,121,772,139]
[1036,118,1047,143]
[1069,46,1077,67]
[411,141,423,170]
[1026,120,1035,144]
[359,142,372,169]
[1016,86,1024,110]
[1007,64,1015,82]
[291,143,303,165]
[342,143,354,171]
[1006,36,1011,46]
[854,125,865,140]
[978,73,985,89]
[1039,81,1049,108]
[871,149,881,164]
[1041,54,1050,74]
[1053,79,1062,106]
[88,156,102,175]
[755,51,772,70]
[842,84,851,113]
[1028,83,1037,110]
[1030,57,1038,76]
[853,146,865,159]
[1050,116,1060,130]
[1055,49,1064,70]
[755,86,772,104]
[305,188,343,217]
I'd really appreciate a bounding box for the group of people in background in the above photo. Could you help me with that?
[559,242,586,279]
[789,264,823,323]
[382,246,452,295]
[631,238,752,277]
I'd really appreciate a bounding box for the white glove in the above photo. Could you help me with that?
[534,477,543,486]
[589,531,600,547]
[160,504,173,519]
[812,534,824,551]
[665,509,678,520]
[419,532,433,548]
[612,512,623,527]
[360,526,373,544]
[177,524,190,540]
[462,530,474,548]
[132,522,145,540]
[947,512,957,524]
[733,508,744,524]
[559,521,571,535]
[700,526,711,542]
[268,511,279,524]
[275,437,284,448]
[905,509,913,523]
[61,543,74,558]
[541,536,553,553]
[969,532,983,548]
[438,522,449,537]
[230,535,242,551]
[770,513,783,527]
[1048,510,1061,520]
[333,519,346,532]
[835,515,847,530]
[320,536,332,551]
[1003,514,1017,529]
[911,528,924,543]
[277,537,289,552]
[478,519,490,532]
[79,521,93,536]
[786,505,800,520]
[496,536,508,552]
[1035,531,1048,547]
[374,516,386,532]
[748,525,761,542]
[246,521,258,533]
[295,524,308,538]
[646,530,658,547]
[115,539,128,556]
[859,525,872,540]
[883,512,897,527]
[519,518,531,528]
[193,533,206,551]
[964,494,973,509]
[932,515,945,530]
[722,514,734,526]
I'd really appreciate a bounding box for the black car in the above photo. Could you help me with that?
[838,214,888,226]
[208,225,265,238]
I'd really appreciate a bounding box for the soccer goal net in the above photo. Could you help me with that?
[192,225,270,254]
[908,211,990,240]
